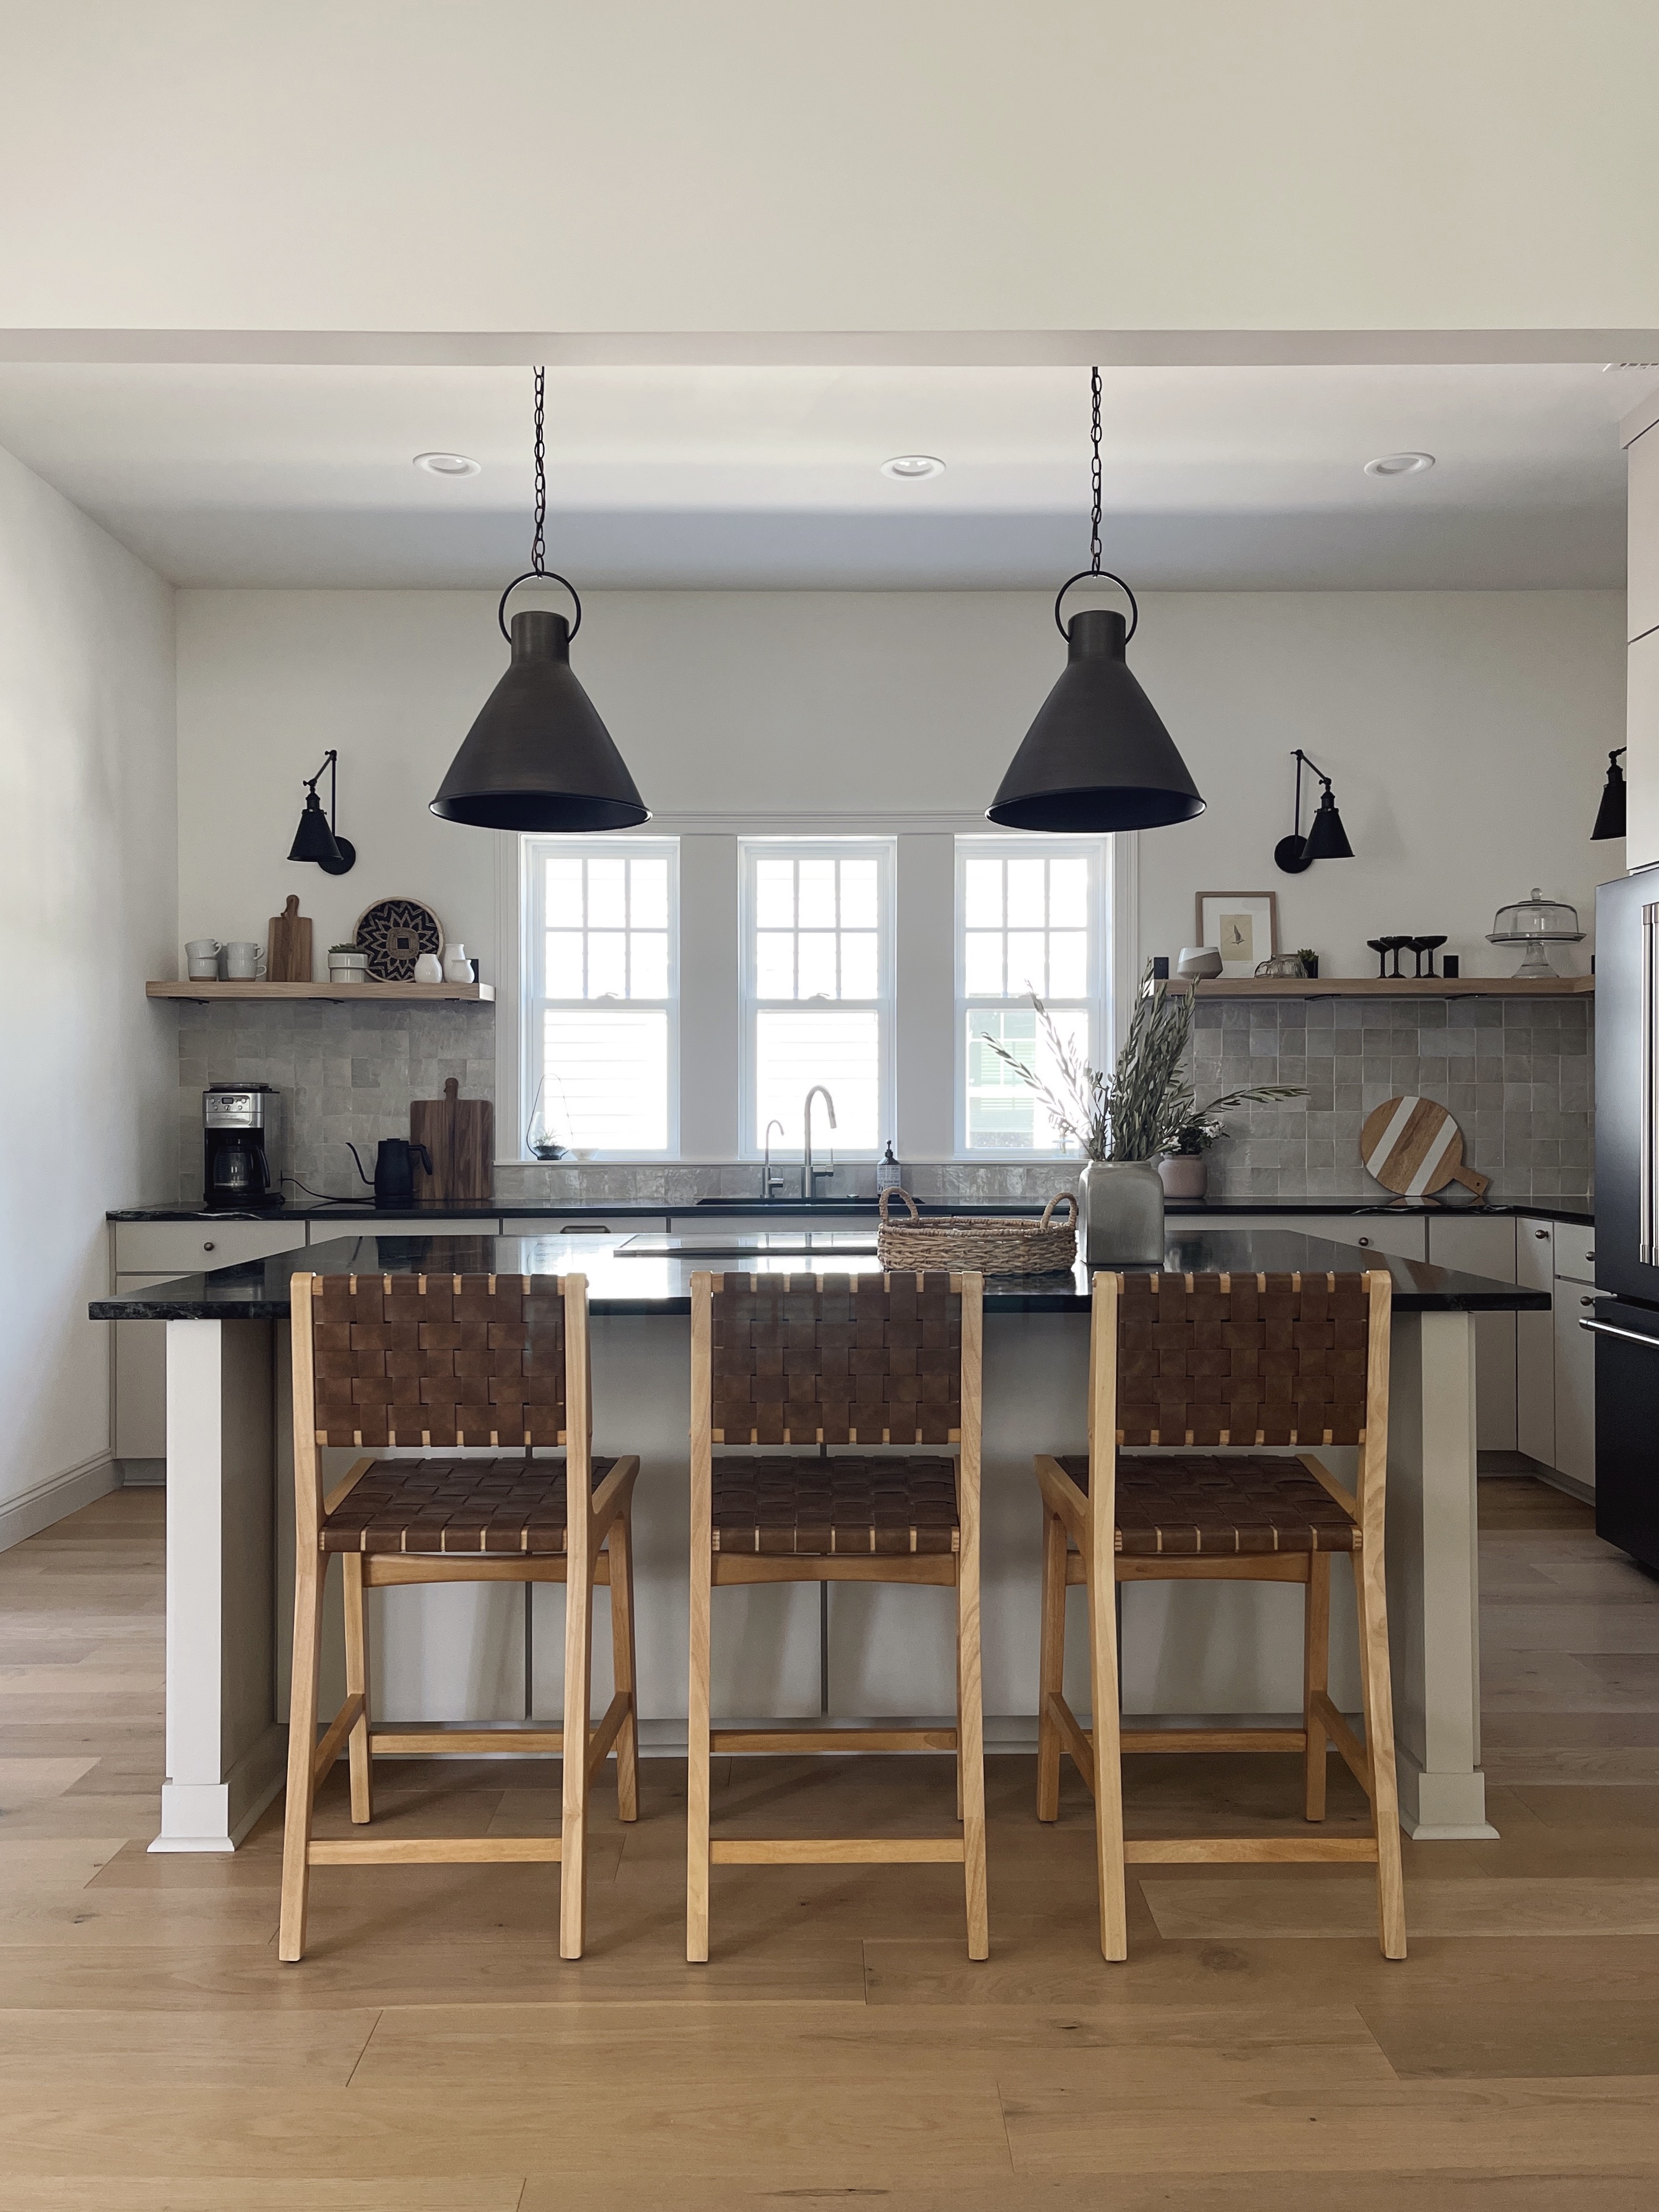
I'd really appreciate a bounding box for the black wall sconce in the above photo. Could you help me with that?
[1592,747,1627,842]
[1274,749,1353,873]
[287,749,356,874]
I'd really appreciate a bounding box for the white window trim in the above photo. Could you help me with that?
[954,833,1115,1162]
[513,833,681,1163]
[738,835,896,1160]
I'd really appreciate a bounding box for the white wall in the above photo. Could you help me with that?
[4,3,1657,339]
[0,443,175,1523]
[177,583,1625,985]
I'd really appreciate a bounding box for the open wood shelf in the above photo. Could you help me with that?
[1165,976,1593,999]
[147,981,495,1002]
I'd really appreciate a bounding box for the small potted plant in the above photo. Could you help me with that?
[327,943,369,985]
[1158,1079,1307,1200]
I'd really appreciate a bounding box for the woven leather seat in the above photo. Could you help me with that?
[320,1455,620,1557]
[1055,1453,1358,1557]
[711,1453,960,1557]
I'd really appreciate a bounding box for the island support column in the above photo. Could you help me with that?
[1383,1307,1497,1840]
[151,1317,286,1852]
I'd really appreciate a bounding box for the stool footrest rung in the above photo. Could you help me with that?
[710,1836,966,1865]
[1123,1836,1379,1864]
[307,1836,562,1865]
[1121,1727,1309,1753]
[370,1727,565,1756]
[710,1727,958,1754]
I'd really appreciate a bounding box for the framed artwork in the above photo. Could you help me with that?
[1196,891,1278,980]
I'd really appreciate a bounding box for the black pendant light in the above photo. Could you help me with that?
[988,367,1203,833]
[1274,748,1353,872]
[1592,747,1628,841]
[287,749,355,873]
[431,368,648,833]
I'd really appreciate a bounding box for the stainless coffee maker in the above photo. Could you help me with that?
[202,1083,284,1210]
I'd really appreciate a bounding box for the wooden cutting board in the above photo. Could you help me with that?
[267,895,313,983]
[1360,1094,1491,1203]
[410,1078,494,1206]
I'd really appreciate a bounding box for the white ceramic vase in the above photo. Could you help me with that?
[1078,1158,1166,1266]
[413,953,444,983]
[443,943,474,984]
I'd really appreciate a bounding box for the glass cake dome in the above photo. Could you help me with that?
[1487,888,1585,977]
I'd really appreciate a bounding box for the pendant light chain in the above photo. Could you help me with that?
[530,364,547,578]
[1089,363,1103,575]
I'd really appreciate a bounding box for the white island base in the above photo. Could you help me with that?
[151,1303,1495,1854]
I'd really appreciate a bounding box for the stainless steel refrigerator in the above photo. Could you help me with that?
[1593,865,1659,1570]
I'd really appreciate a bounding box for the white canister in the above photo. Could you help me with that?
[443,943,473,984]
[327,951,369,986]
[414,952,444,984]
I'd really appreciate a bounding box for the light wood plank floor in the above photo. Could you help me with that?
[3,1479,1659,2207]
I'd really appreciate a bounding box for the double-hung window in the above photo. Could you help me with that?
[521,838,678,1158]
[742,839,894,1156]
[958,837,1106,1154]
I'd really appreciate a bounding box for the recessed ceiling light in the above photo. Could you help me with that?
[880,454,946,480]
[1364,451,1435,478]
[414,451,481,477]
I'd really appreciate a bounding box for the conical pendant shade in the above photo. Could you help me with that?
[431,609,648,832]
[1592,753,1627,842]
[988,609,1204,833]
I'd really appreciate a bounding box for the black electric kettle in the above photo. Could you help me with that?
[347,1139,433,1208]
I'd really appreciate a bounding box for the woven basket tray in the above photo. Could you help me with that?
[876,1188,1078,1276]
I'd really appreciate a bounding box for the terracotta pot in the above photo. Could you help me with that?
[1158,1154,1208,1200]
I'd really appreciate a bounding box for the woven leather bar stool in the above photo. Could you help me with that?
[686,1268,988,1962]
[278,1269,640,1964]
[1035,1268,1405,1962]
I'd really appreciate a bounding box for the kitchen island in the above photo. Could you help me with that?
[93,1228,1548,1854]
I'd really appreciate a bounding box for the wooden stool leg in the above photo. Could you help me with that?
[607,1512,640,1825]
[342,1553,374,1825]
[1089,1552,1128,1963]
[560,1549,596,1962]
[278,1544,326,1964]
[1303,1551,1331,1824]
[1036,1506,1068,1822]
[956,1555,989,1962]
[686,1538,712,1963]
[1355,1538,1407,1961]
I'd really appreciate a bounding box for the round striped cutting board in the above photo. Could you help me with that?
[1360,1095,1491,1202]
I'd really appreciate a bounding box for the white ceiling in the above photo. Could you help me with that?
[0,361,1647,591]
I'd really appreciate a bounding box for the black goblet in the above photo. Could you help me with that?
[1410,935,1448,979]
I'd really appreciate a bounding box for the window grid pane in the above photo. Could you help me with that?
[529,838,677,1158]
[745,842,892,1156]
[959,841,1101,1155]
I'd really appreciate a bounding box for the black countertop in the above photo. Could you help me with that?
[106,1194,1597,1227]
[89,1229,1553,1323]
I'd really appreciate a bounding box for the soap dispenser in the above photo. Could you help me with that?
[877,1141,903,1194]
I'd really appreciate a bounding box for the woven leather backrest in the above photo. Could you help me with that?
[311,1273,566,1448]
[710,1272,962,1445]
[1116,1270,1373,1448]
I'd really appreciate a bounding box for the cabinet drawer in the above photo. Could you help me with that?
[1554,1223,1597,1285]
[114,1219,309,1273]
[308,1218,500,1241]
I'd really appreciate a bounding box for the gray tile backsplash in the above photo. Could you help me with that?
[1187,996,1592,1201]
[175,1001,497,1202]
[171,995,1591,1207]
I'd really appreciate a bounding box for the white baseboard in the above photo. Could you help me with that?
[0,1454,121,1554]
[117,1459,167,1487]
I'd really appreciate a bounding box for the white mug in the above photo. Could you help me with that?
[223,942,265,980]
[185,938,221,980]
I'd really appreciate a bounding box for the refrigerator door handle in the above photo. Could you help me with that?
[1581,1316,1659,1350]
[1643,902,1659,1266]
